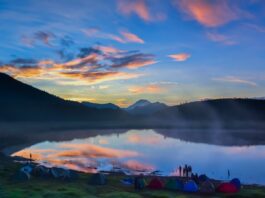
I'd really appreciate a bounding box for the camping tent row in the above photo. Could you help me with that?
[133,177,241,194]
[12,165,78,182]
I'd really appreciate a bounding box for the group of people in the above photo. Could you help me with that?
[178,164,192,177]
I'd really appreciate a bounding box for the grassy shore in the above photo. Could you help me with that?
[0,155,265,198]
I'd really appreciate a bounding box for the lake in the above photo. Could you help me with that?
[11,129,265,185]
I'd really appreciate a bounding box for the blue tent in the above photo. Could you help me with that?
[230,178,241,190]
[20,165,33,174]
[183,180,199,192]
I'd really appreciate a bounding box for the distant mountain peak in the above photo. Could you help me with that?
[126,99,151,110]
[125,99,168,115]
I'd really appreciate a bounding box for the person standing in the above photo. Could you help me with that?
[228,169,230,179]
[184,164,188,177]
[179,166,182,177]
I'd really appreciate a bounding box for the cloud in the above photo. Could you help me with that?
[12,143,140,173]
[245,23,265,33]
[0,45,154,85]
[206,32,236,45]
[21,31,55,47]
[59,71,140,85]
[99,85,110,90]
[121,160,154,171]
[117,0,151,21]
[128,84,164,94]
[57,143,139,158]
[83,28,145,44]
[111,53,156,69]
[0,64,43,78]
[128,133,163,144]
[168,53,190,61]
[83,28,125,43]
[34,31,55,45]
[117,0,166,22]
[120,31,144,44]
[174,0,249,27]
[213,76,257,86]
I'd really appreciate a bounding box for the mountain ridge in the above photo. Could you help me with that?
[124,99,168,115]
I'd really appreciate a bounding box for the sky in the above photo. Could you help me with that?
[0,0,265,107]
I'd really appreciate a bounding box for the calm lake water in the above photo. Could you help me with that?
[12,129,265,185]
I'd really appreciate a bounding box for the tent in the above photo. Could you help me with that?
[230,178,241,190]
[89,173,107,185]
[199,174,208,183]
[217,182,238,193]
[20,165,33,174]
[147,177,163,189]
[134,177,146,190]
[121,177,134,186]
[183,180,199,193]
[12,170,30,182]
[165,178,183,191]
[200,180,215,194]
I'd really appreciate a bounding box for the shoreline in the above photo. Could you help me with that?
[0,154,265,198]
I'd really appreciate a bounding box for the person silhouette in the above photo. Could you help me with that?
[228,169,230,179]
[184,164,188,177]
[179,166,182,177]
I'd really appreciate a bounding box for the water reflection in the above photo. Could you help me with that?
[12,129,265,185]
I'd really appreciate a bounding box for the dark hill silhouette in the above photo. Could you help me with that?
[0,73,128,121]
[82,101,120,110]
[154,99,265,122]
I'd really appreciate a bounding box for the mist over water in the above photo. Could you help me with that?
[11,129,265,185]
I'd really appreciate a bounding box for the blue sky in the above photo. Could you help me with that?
[0,0,265,106]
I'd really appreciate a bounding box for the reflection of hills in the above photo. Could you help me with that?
[1,126,127,155]
[155,129,265,146]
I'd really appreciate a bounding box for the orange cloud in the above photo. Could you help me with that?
[12,143,140,173]
[206,32,236,45]
[168,53,190,61]
[118,0,151,21]
[0,65,43,78]
[58,143,139,158]
[0,44,156,85]
[175,0,248,27]
[120,31,144,44]
[128,84,164,94]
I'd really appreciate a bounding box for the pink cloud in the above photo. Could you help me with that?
[168,53,191,62]
[120,31,144,44]
[174,0,250,27]
[84,28,145,44]
[117,0,151,21]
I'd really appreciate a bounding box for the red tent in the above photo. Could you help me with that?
[217,182,238,193]
[147,177,163,189]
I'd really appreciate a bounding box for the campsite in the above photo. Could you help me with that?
[1,153,265,198]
